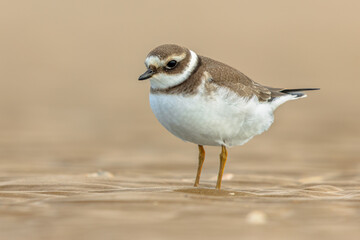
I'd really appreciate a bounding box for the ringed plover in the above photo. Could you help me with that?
[139,44,319,189]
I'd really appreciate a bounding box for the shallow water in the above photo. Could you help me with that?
[1,137,360,240]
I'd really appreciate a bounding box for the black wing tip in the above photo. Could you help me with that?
[280,88,320,94]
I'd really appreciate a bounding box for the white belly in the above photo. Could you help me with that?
[149,86,276,147]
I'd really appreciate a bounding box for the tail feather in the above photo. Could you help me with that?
[268,87,319,109]
[280,88,320,98]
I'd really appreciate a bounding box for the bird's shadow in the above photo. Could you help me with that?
[174,187,250,197]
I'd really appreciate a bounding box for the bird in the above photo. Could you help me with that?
[138,44,318,190]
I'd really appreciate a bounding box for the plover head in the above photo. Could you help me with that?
[138,44,199,90]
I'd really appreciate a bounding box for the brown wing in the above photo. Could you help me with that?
[200,56,275,102]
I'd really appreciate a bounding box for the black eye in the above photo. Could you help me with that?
[166,60,177,69]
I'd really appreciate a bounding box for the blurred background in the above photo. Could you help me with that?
[1,1,359,240]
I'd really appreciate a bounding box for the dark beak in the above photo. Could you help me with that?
[138,69,154,80]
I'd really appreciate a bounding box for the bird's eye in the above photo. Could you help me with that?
[165,60,177,69]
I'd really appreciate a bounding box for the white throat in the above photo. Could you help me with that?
[149,50,198,90]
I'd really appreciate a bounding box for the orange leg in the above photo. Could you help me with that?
[194,145,205,187]
[216,145,228,190]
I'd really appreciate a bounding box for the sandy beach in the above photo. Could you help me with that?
[1,1,360,239]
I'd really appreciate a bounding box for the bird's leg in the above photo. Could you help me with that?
[194,145,205,187]
[216,145,228,190]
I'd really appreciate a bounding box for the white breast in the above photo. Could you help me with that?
[149,83,293,147]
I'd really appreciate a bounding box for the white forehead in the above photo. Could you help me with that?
[145,56,161,68]
[145,52,187,68]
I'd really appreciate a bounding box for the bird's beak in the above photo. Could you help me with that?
[138,69,154,80]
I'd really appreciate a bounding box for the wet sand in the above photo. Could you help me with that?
[1,1,360,239]
[1,134,360,240]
